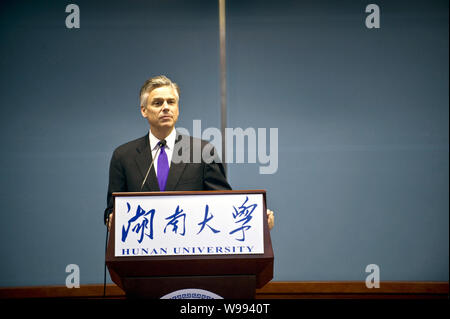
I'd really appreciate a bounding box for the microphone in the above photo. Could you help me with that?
[140,139,167,191]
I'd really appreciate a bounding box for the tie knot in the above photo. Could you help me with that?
[158,140,167,149]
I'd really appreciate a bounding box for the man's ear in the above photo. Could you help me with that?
[140,105,147,118]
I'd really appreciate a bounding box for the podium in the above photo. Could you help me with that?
[106,190,274,299]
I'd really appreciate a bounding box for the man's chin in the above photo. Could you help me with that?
[156,123,175,131]
[159,117,173,124]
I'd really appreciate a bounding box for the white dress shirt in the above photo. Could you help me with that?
[148,128,176,177]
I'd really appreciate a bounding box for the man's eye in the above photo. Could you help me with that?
[153,101,162,106]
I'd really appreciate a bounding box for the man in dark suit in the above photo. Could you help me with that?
[104,75,274,229]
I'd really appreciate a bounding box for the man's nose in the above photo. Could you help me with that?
[162,101,170,110]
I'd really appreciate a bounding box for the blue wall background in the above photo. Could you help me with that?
[0,0,448,286]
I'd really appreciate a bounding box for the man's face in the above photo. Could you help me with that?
[141,86,179,135]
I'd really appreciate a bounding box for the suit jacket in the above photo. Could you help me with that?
[104,132,231,223]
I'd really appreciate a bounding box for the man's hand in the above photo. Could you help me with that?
[107,213,113,231]
[267,209,274,230]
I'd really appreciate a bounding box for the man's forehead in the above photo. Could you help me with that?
[149,86,179,99]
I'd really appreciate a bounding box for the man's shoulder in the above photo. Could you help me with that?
[176,133,212,147]
[113,135,147,156]
[175,132,222,163]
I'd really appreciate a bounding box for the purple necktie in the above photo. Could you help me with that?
[157,141,169,191]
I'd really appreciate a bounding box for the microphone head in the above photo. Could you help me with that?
[159,139,167,147]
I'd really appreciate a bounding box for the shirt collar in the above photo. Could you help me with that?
[149,128,176,151]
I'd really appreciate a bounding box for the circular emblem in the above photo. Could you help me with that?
[161,288,223,299]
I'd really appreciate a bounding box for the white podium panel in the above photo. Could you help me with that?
[114,193,264,257]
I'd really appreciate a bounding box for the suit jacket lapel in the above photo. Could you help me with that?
[134,134,160,191]
[165,132,187,190]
